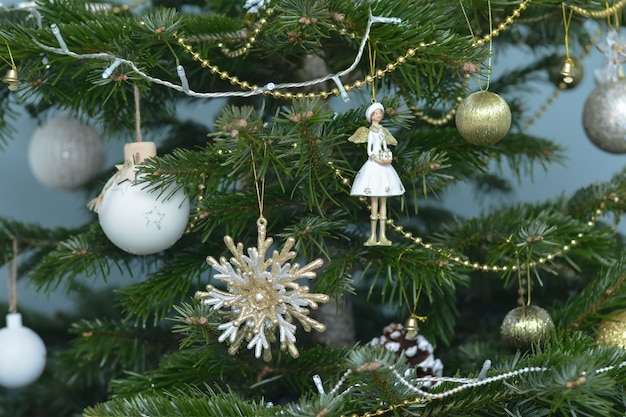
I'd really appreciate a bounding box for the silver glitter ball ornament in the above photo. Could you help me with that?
[28,116,105,191]
[582,79,626,154]
[500,305,555,350]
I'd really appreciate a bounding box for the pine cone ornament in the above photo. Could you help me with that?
[370,323,443,388]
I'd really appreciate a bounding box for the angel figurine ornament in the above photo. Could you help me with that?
[349,102,405,246]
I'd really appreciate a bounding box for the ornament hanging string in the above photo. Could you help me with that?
[86,84,146,212]
[458,0,494,90]
[561,2,574,75]
[1,40,17,71]
[515,258,532,308]
[6,237,18,313]
[486,0,493,90]
[367,39,377,103]
[134,84,143,142]
[1,40,19,90]
[250,144,266,223]
[607,0,620,27]
[396,249,427,323]
[562,3,574,64]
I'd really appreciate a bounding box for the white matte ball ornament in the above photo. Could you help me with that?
[97,142,190,255]
[582,79,626,154]
[0,313,47,388]
[28,116,106,191]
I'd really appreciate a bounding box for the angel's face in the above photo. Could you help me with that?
[370,109,384,123]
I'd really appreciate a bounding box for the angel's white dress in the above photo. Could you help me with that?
[350,125,405,197]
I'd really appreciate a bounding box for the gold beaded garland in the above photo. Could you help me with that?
[471,0,532,47]
[176,34,436,100]
[569,0,626,19]
[177,0,548,104]
[326,161,619,273]
[168,0,625,109]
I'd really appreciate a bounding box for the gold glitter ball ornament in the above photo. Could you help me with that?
[500,305,555,350]
[596,310,626,348]
[455,91,512,145]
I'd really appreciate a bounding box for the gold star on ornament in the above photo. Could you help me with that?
[195,217,329,361]
[87,158,137,213]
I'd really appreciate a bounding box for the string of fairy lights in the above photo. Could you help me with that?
[6,0,622,106]
[12,0,570,101]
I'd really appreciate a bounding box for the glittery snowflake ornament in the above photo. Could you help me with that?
[195,217,329,361]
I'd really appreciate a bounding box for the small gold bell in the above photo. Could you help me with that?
[404,315,420,340]
[2,68,19,91]
[559,59,574,85]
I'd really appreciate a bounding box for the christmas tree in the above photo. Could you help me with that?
[3,0,626,416]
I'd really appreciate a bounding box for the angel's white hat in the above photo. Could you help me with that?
[366,102,385,123]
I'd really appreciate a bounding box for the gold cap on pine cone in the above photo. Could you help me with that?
[500,305,555,350]
[455,90,511,145]
[596,311,626,348]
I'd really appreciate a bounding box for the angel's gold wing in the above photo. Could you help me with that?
[348,126,369,143]
[383,128,398,146]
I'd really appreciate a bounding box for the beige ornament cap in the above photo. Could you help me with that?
[124,141,157,164]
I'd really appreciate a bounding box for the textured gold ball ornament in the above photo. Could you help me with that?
[582,79,626,154]
[455,91,512,145]
[500,305,555,350]
[596,310,626,348]
[548,56,584,90]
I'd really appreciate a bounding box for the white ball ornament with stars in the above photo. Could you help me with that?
[90,142,190,255]
[28,116,106,191]
[0,313,47,388]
